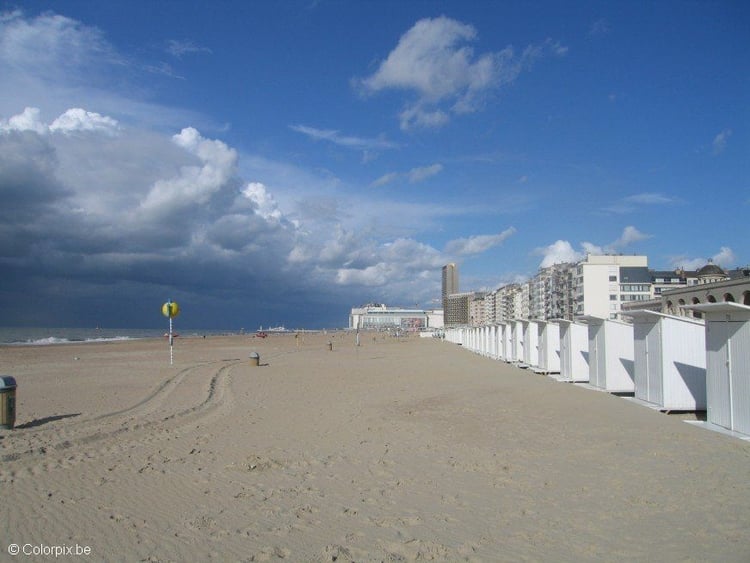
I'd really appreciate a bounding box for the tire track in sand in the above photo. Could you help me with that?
[0,359,239,472]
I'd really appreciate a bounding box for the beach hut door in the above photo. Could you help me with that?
[707,319,750,433]
[593,325,606,388]
[647,323,662,405]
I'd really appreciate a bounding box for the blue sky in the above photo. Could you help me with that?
[0,1,747,329]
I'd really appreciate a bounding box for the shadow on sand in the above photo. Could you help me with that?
[15,413,81,429]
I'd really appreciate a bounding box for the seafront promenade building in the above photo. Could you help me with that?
[349,304,443,331]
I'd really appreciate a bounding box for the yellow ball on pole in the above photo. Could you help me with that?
[162,301,180,318]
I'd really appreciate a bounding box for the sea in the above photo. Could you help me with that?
[0,327,246,346]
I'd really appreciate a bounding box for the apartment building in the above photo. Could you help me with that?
[530,263,575,320]
[573,255,649,319]
[490,283,527,322]
[444,292,473,326]
[469,292,488,326]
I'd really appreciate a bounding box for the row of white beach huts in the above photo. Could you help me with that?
[443,302,750,439]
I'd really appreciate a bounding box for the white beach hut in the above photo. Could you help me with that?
[535,321,561,374]
[557,320,589,382]
[494,324,505,360]
[686,302,750,436]
[501,322,512,362]
[582,316,635,393]
[479,326,488,356]
[510,321,524,363]
[628,311,706,411]
[521,320,540,368]
[487,325,497,360]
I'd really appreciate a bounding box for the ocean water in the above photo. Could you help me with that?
[0,327,243,346]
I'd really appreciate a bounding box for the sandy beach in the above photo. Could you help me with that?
[1,333,749,562]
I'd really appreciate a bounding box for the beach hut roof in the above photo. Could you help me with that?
[577,315,632,326]
[625,310,704,326]
[684,302,750,314]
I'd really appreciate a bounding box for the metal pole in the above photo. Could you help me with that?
[169,315,174,365]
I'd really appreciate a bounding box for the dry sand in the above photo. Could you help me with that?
[1,332,749,562]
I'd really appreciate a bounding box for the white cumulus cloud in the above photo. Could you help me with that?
[669,246,736,270]
[536,240,583,268]
[1,106,119,135]
[356,16,566,130]
[0,106,47,133]
[536,226,651,268]
[608,225,651,250]
[50,108,119,135]
[140,127,237,214]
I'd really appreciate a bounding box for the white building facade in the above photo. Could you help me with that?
[574,255,649,319]
[349,304,442,331]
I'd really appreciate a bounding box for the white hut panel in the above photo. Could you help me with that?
[501,323,512,362]
[536,321,561,374]
[522,320,540,367]
[631,311,706,411]
[584,317,635,393]
[511,321,524,363]
[689,303,750,435]
[559,321,589,382]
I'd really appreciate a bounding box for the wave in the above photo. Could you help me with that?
[4,335,138,346]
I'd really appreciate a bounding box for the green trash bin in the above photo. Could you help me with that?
[0,376,17,430]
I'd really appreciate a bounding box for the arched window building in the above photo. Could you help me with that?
[660,262,750,318]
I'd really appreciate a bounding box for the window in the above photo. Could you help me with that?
[609,275,617,282]
[610,294,617,301]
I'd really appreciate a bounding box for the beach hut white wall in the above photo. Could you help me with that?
[583,316,635,393]
[507,322,515,361]
[522,320,540,367]
[629,311,706,411]
[537,321,561,374]
[687,303,750,435]
[500,322,512,362]
[492,325,501,360]
[493,324,503,360]
[558,320,589,382]
[511,321,524,363]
